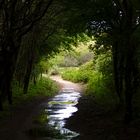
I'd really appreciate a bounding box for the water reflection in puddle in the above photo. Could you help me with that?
[43,88,81,139]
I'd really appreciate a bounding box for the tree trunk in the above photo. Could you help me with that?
[0,96,3,111]
[123,38,134,123]
[0,55,13,107]
[0,59,14,109]
[23,62,33,94]
[23,49,34,94]
[33,75,37,85]
[112,41,124,104]
[124,56,133,123]
[0,37,21,110]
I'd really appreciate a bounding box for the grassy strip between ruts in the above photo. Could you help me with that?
[0,76,59,119]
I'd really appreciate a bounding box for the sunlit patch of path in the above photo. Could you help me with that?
[49,75,83,93]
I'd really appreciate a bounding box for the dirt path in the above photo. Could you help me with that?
[0,76,84,140]
[50,75,84,93]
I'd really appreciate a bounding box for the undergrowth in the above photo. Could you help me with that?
[0,77,58,119]
[12,77,58,103]
[61,54,118,110]
[62,61,94,83]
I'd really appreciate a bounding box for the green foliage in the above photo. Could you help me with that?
[61,68,79,82]
[0,77,58,119]
[28,77,58,97]
[12,77,58,104]
[39,60,49,73]
[49,66,60,75]
[86,71,116,105]
[79,60,94,71]
[47,38,94,69]
[85,53,116,108]
[86,71,103,94]
[62,61,94,83]
[61,51,116,109]
[94,52,113,75]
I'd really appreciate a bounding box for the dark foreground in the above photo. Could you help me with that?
[0,97,48,140]
[66,95,140,140]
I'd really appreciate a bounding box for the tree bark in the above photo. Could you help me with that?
[23,61,33,94]
[0,96,3,111]
[112,41,124,104]
[33,76,37,85]
[23,47,34,94]
[124,54,133,123]
[0,36,21,110]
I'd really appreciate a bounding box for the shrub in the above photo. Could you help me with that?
[0,77,59,119]
[62,68,88,83]
[49,66,60,75]
[85,53,117,109]
[28,77,58,97]
[12,77,59,104]
[95,52,113,76]
[61,52,117,109]
[61,68,79,82]
[85,71,117,108]
[61,61,94,83]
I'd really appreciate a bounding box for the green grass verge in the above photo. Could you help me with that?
[12,77,58,103]
[0,77,59,119]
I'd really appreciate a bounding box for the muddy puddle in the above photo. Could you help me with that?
[32,88,81,140]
